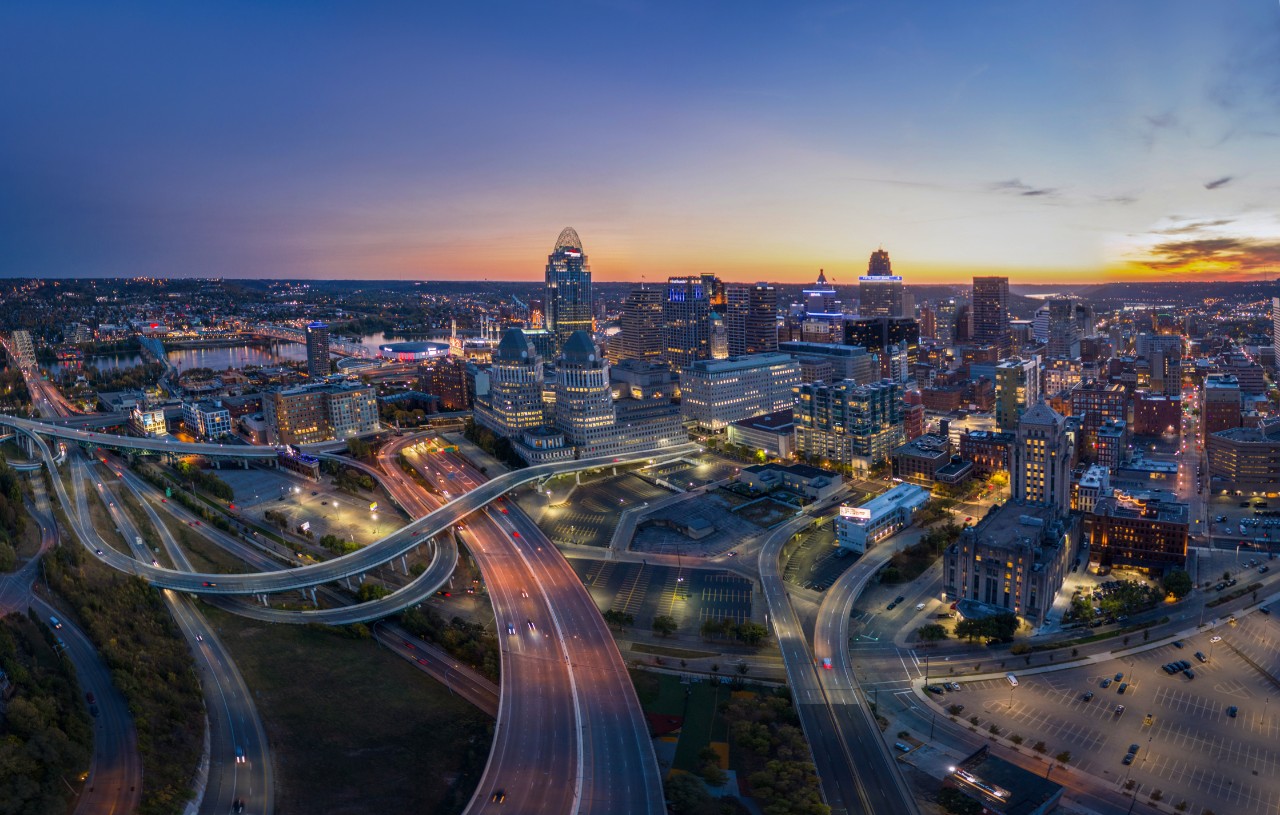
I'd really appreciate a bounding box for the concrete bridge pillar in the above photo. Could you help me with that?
[242,459,248,469]
[344,577,353,591]
[309,587,318,607]
[213,460,222,470]
[259,594,268,606]
[401,555,409,575]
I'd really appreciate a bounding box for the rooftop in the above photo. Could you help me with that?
[951,746,1062,815]
[730,409,795,433]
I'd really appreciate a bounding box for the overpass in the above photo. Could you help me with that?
[11,415,699,594]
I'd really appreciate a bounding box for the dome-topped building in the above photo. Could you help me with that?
[544,226,593,355]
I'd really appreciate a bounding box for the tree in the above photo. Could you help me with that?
[917,623,948,642]
[346,436,372,459]
[1055,750,1072,765]
[652,615,678,638]
[737,621,769,646]
[735,663,750,676]
[603,609,635,630]
[1162,569,1192,599]
[357,581,390,602]
[665,773,710,813]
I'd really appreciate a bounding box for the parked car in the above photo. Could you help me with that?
[1195,651,1207,663]
[1082,691,1094,701]
[1101,678,1112,688]
[1227,706,1238,718]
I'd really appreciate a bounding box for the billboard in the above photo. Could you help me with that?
[839,506,873,521]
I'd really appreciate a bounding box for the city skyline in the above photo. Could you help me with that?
[2,2,1278,284]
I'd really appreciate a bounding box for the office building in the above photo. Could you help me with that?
[130,404,168,438]
[778,341,877,384]
[543,227,593,355]
[1046,296,1080,359]
[305,321,330,377]
[617,287,663,362]
[1085,490,1189,571]
[709,311,729,360]
[971,276,1011,356]
[836,482,930,554]
[1073,464,1111,513]
[935,297,959,345]
[959,430,1014,476]
[264,381,378,445]
[1012,402,1072,514]
[610,359,679,401]
[995,356,1041,432]
[474,329,546,438]
[679,353,801,432]
[1094,418,1128,472]
[662,276,711,371]
[1200,374,1242,442]
[1274,298,1280,374]
[727,409,796,459]
[424,357,472,411]
[1132,393,1180,437]
[739,462,843,502]
[182,400,232,440]
[858,250,906,318]
[553,332,617,455]
[795,379,904,473]
[803,269,841,316]
[1206,416,1280,493]
[892,434,951,484]
[843,317,919,381]
[724,283,777,356]
[1070,380,1127,453]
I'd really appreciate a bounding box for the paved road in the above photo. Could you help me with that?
[394,448,666,815]
[80,456,274,815]
[0,483,144,815]
[757,492,920,815]
[28,424,697,594]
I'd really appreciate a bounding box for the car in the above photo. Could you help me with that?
[1117,683,1128,694]
[527,619,535,632]
[1173,640,1184,649]
[321,500,327,505]
[511,531,519,538]
[1210,635,1222,643]
[1122,753,1135,765]
[417,657,428,665]
[311,491,318,496]
[895,596,905,604]
[1114,672,1124,681]
[822,657,833,669]
[507,623,515,635]
[1143,713,1155,726]
[726,550,738,557]
[195,634,203,642]
[926,684,945,694]
[235,746,245,764]
[151,559,159,566]
[233,800,245,814]
[1215,582,1227,591]
[916,602,926,611]
[894,741,912,753]
[945,682,961,692]
[1115,704,1125,715]
[1263,606,1273,615]
[1261,566,1271,574]
[1101,678,1112,688]
[1228,706,1238,718]
[95,548,104,556]
[886,602,897,610]
[490,790,506,804]
[1183,668,1195,679]
[1082,691,1094,701]
[202,581,216,587]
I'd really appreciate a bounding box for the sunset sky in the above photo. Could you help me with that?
[2,2,1278,284]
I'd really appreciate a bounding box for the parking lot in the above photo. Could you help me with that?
[646,455,741,490]
[540,473,672,548]
[937,611,1280,814]
[783,519,855,592]
[571,559,756,630]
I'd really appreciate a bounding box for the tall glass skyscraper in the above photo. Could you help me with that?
[544,227,593,355]
[972,276,1011,355]
[305,321,330,377]
[858,249,906,318]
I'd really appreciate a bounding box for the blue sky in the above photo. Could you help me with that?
[2,1,1278,282]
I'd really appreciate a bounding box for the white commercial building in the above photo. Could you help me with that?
[835,482,930,554]
[679,353,800,432]
[182,399,232,439]
[129,404,168,438]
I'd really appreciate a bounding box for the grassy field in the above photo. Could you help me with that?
[202,606,493,815]
[631,670,731,771]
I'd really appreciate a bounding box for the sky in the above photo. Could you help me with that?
[2,1,1278,285]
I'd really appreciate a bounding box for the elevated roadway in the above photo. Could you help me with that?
[758,497,920,815]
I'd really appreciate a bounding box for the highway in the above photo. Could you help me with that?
[758,495,920,815]
[76,455,275,815]
[394,445,666,815]
[17,418,698,594]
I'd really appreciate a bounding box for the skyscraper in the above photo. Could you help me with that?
[544,227,593,355]
[803,269,840,315]
[617,287,663,362]
[554,331,617,454]
[844,317,920,381]
[305,321,331,377]
[662,276,711,371]
[1012,401,1071,514]
[1273,298,1280,374]
[858,249,905,318]
[971,276,1011,355]
[727,282,778,356]
[474,329,545,437]
[995,356,1040,432]
[1046,295,1080,359]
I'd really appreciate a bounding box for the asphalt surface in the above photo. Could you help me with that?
[80,455,275,815]
[757,490,920,815]
[398,449,667,815]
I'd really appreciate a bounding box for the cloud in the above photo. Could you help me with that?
[1203,175,1234,190]
[988,178,1059,198]
[1153,218,1235,236]
[1125,235,1280,275]
[1096,194,1139,206]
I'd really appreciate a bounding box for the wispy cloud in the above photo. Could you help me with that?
[1129,236,1280,274]
[1153,218,1235,236]
[1203,175,1234,190]
[989,178,1058,197]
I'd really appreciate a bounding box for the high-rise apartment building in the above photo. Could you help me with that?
[971,276,1011,355]
[544,227,593,355]
[725,284,775,356]
[995,356,1040,432]
[305,321,331,377]
[778,341,877,384]
[858,250,906,318]
[264,381,378,445]
[1070,380,1127,453]
[1273,298,1280,374]
[662,276,711,371]
[424,357,471,411]
[617,287,663,362]
[794,379,904,473]
[1046,296,1080,359]
[474,329,546,437]
[679,353,801,432]
[935,297,959,345]
[1012,401,1072,514]
[1200,373,1242,442]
